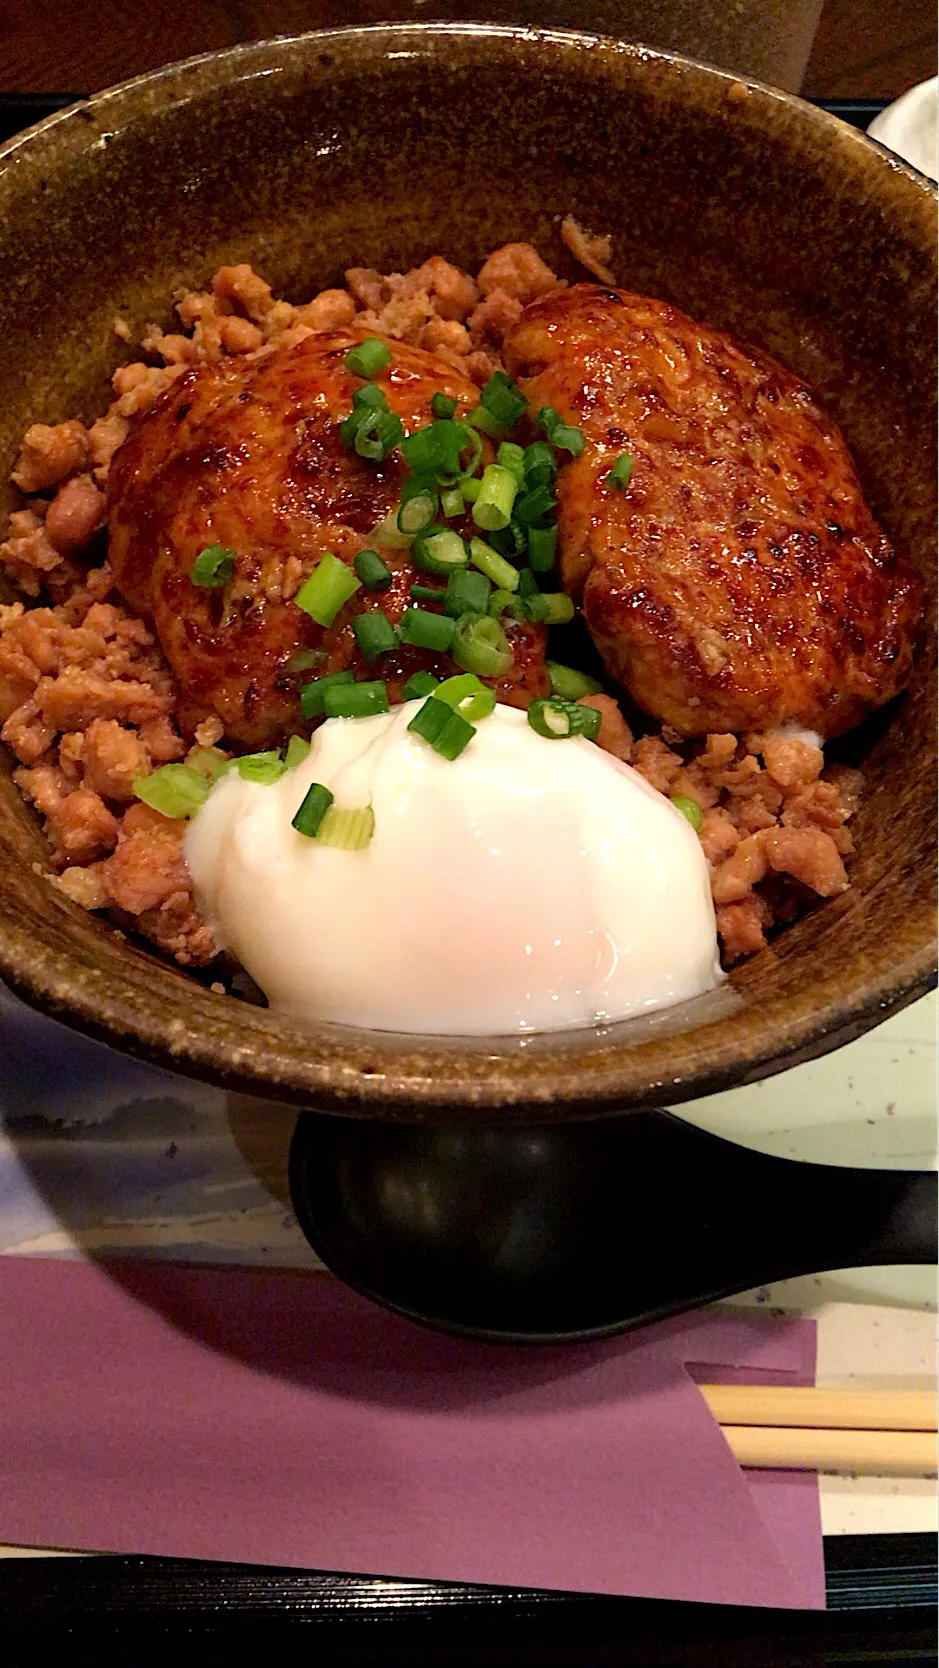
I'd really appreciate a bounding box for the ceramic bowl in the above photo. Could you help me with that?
[0,25,935,1119]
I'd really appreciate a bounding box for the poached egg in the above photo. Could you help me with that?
[185,702,722,1034]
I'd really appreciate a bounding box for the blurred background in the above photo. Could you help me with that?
[1,0,935,99]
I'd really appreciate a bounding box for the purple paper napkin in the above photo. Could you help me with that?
[0,1257,822,1607]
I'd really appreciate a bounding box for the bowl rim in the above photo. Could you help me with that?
[0,21,935,1118]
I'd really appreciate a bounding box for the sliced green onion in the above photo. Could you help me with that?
[480,370,527,431]
[401,419,464,478]
[523,441,557,480]
[514,482,556,526]
[133,763,210,819]
[444,567,490,619]
[517,567,538,598]
[401,670,440,699]
[292,782,334,838]
[608,451,634,491]
[437,423,483,488]
[473,464,518,533]
[317,804,376,849]
[412,528,470,578]
[410,582,445,603]
[527,524,558,572]
[286,646,327,674]
[671,793,704,832]
[339,407,368,447]
[489,519,527,563]
[354,548,393,591]
[452,613,513,678]
[323,679,390,719]
[345,336,391,377]
[461,477,482,503]
[527,697,601,741]
[435,672,496,723]
[371,508,413,549]
[295,553,361,628]
[236,750,287,785]
[300,669,355,719]
[551,423,584,457]
[284,734,311,769]
[488,587,527,622]
[431,391,458,420]
[467,404,503,438]
[440,486,465,519]
[537,405,562,438]
[541,592,575,625]
[522,592,549,623]
[547,661,602,700]
[496,441,526,483]
[399,607,457,652]
[354,409,404,461]
[352,382,388,411]
[186,746,231,783]
[469,536,519,593]
[407,695,476,760]
[352,610,397,660]
[191,544,236,587]
[397,476,438,535]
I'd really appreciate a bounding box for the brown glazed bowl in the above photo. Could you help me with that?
[0,25,935,1120]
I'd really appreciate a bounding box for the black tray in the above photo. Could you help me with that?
[0,88,935,1668]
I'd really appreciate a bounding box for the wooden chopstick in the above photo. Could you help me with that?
[722,1426,936,1476]
[699,1386,937,1432]
[697,1386,938,1475]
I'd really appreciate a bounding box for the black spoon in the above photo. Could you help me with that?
[289,1108,936,1343]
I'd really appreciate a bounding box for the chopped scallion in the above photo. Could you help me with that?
[670,793,704,832]
[431,391,458,420]
[352,610,397,660]
[551,423,584,458]
[527,523,558,572]
[440,486,465,519]
[488,518,527,563]
[410,582,445,603]
[371,508,413,549]
[514,482,556,526]
[345,336,392,377]
[236,751,287,785]
[487,587,527,622]
[316,804,375,849]
[401,419,464,478]
[284,734,311,769]
[496,441,526,483]
[411,528,470,578]
[461,477,482,503]
[398,607,457,652]
[286,646,327,673]
[354,408,404,460]
[407,695,476,760]
[523,441,557,480]
[396,476,438,536]
[479,370,527,431]
[300,669,355,719]
[467,404,503,439]
[133,763,210,819]
[354,548,393,591]
[186,747,231,783]
[401,670,440,699]
[191,544,236,587]
[541,592,575,625]
[435,672,496,723]
[295,553,361,628]
[451,613,513,678]
[472,463,518,533]
[323,679,390,719]
[527,697,601,741]
[469,536,519,593]
[444,567,490,618]
[608,451,634,491]
[292,782,334,838]
[352,382,388,411]
[547,661,602,700]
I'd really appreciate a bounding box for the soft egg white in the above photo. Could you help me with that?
[185,702,722,1034]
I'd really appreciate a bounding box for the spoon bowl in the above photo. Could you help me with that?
[289,1108,935,1341]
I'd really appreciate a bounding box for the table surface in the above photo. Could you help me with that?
[0,0,935,98]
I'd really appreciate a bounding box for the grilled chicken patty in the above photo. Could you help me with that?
[504,284,920,738]
[108,330,546,747]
